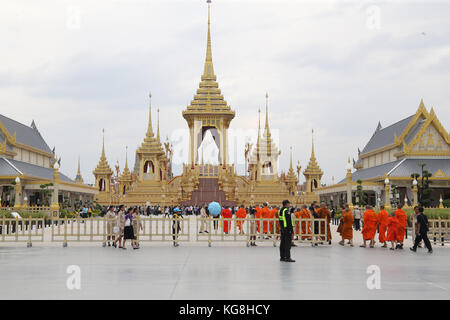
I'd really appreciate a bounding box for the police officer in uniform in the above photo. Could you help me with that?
[279,200,295,262]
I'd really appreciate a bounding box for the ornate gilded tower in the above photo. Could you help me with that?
[135,93,168,183]
[285,147,299,195]
[182,0,235,166]
[119,146,133,196]
[303,130,323,193]
[93,129,113,203]
[248,93,280,182]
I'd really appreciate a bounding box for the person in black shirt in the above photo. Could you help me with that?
[410,207,432,253]
[279,200,295,262]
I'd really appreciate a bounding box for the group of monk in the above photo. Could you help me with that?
[222,201,334,246]
[338,203,408,250]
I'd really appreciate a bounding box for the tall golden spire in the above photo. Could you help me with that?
[203,0,214,79]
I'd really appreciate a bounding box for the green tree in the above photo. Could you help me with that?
[355,180,368,206]
[411,163,433,207]
[39,183,54,206]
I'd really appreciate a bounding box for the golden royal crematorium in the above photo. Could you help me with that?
[93,2,323,207]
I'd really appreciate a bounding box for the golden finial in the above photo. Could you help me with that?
[157,108,160,140]
[265,92,269,130]
[125,145,128,168]
[101,128,106,158]
[147,92,154,137]
[311,129,315,157]
[289,146,293,168]
[77,154,81,175]
[203,0,214,78]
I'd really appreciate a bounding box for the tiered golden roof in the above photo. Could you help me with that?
[120,146,132,182]
[93,130,113,176]
[137,94,165,157]
[285,147,298,183]
[249,94,280,164]
[182,2,235,119]
[304,130,323,176]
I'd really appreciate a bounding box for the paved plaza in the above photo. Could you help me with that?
[0,240,448,300]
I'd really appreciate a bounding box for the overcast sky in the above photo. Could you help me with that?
[1,0,449,185]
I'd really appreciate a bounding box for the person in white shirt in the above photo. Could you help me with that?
[353,206,362,231]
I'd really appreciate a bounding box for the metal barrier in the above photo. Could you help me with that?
[196,217,328,247]
[134,216,190,245]
[0,217,45,247]
[50,216,191,247]
[50,217,107,246]
[411,217,450,246]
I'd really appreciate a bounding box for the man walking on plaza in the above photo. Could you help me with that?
[279,200,295,262]
[410,207,433,253]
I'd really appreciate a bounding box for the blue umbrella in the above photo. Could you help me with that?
[208,202,221,217]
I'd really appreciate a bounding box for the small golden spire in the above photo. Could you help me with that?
[311,129,315,157]
[77,154,81,175]
[290,146,293,169]
[265,92,269,130]
[101,128,106,159]
[157,108,160,141]
[125,146,128,169]
[147,92,154,138]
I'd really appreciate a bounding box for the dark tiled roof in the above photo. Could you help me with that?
[338,160,403,183]
[338,158,450,183]
[361,115,415,154]
[389,159,450,177]
[0,157,74,183]
[0,114,52,154]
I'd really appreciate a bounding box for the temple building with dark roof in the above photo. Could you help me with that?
[0,114,96,209]
[317,100,450,208]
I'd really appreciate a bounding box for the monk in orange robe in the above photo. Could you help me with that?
[395,204,407,249]
[261,203,271,237]
[361,205,378,248]
[273,206,280,237]
[377,205,389,248]
[338,204,354,246]
[293,207,301,238]
[317,203,332,243]
[235,205,247,234]
[386,212,400,250]
[299,205,312,240]
[221,206,233,234]
[269,207,277,234]
[255,205,261,233]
